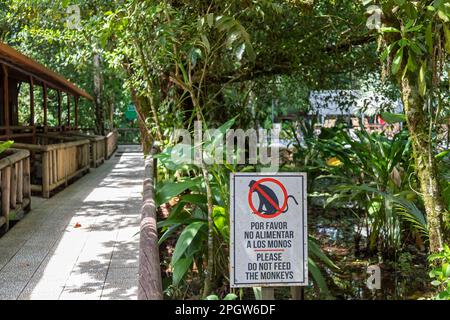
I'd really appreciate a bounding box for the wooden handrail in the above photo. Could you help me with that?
[138,150,163,300]
[0,149,30,170]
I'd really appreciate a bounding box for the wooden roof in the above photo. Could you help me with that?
[0,41,93,100]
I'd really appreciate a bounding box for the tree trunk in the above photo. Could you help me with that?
[93,51,105,135]
[401,75,446,252]
[130,89,153,154]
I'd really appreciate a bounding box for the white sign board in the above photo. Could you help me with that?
[230,173,308,287]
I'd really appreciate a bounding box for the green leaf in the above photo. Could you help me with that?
[205,295,219,300]
[425,23,433,54]
[418,60,427,97]
[201,34,211,53]
[173,257,193,286]
[212,206,229,240]
[0,140,13,154]
[380,112,406,124]
[308,258,330,296]
[380,27,400,33]
[407,53,417,72]
[156,179,200,206]
[438,10,450,22]
[223,293,238,300]
[431,280,442,286]
[207,13,214,28]
[444,25,450,54]
[391,47,403,75]
[172,221,206,265]
[380,43,395,62]
[309,237,339,270]
[435,150,450,160]
[252,287,262,300]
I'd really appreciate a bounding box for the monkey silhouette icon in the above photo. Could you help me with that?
[248,180,298,215]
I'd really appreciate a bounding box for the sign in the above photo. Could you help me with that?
[125,104,137,121]
[230,173,308,287]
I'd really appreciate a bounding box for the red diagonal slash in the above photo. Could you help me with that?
[248,178,288,219]
[254,184,282,213]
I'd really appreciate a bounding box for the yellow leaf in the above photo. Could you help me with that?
[326,157,343,167]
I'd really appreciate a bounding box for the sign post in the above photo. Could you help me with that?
[230,173,308,298]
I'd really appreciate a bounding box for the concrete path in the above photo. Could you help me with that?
[0,145,143,300]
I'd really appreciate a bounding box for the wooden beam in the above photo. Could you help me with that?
[57,89,62,130]
[29,76,34,126]
[43,82,48,130]
[75,96,79,129]
[2,64,10,134]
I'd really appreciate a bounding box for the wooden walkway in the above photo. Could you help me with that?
[0,146,143,300]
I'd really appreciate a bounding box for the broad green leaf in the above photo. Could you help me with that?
[380,112,406,124]
[309,237,339,269]
[173,257,193,286]
[172,221,206,265]
[438,10,450,22]
[205,295,219,300]
[156,179,200,206]
[391,47,403,75]
[407,53,417,72]
[308,258,330,296]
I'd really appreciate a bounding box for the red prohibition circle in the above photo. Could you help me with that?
[248,178,288,219]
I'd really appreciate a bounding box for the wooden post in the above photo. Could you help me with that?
[1,167,11,231]
[138,153,163,300]
[17,161,23,205]
[291,287,304,300]
[67,94,71,129]
[23,158,31,199]
[2,64,10,135]
[75,96,79,129]
[52,150,57,184]
[42,151,50,198]
[29,77,35,126]
[57,90,62,130]
[261,287,275,300]
[10,163,17,209]
[43,83,48,133]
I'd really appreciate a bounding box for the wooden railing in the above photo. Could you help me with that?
[138,151,163,300]
[105,130,118,159]
[0,126,36,142]
[11,135,90,198]
[0,149,31,233]
[57,132,106,168]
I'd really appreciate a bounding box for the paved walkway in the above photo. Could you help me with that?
[0,145,143,300]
